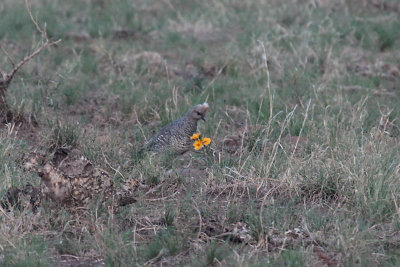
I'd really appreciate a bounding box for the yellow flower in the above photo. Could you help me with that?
[191,133,211,150]
[190,133,200,140]
[193,140,204,150]
[202,137,211,146]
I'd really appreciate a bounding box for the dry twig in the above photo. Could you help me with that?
[0,0,61,113]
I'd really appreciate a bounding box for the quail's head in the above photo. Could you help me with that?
[187,102,209,121]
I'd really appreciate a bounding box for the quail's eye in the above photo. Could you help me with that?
[196,111,201,115]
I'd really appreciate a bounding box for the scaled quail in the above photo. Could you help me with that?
[145,103,209,154]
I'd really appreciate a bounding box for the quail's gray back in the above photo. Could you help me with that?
[145,103,209,154]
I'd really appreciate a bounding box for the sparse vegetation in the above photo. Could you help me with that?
[0,0,399,266]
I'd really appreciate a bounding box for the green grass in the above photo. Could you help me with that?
[2,236,49,267]
[0,0,400,265]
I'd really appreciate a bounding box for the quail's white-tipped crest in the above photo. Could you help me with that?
[187,102,209,121]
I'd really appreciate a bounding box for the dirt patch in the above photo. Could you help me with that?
[347,60,400,80]
[1,183,41,213]
[2,148,139,213]
[51,252,104,267]
[368,0,399,12]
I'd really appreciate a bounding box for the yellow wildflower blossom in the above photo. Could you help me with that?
[202,137,211,146]
[193,139,204,150]
[190,133,200,140]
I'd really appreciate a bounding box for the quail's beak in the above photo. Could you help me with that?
[201,115,206,121]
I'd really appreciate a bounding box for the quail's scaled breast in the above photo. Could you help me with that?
[145,103,209,154]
